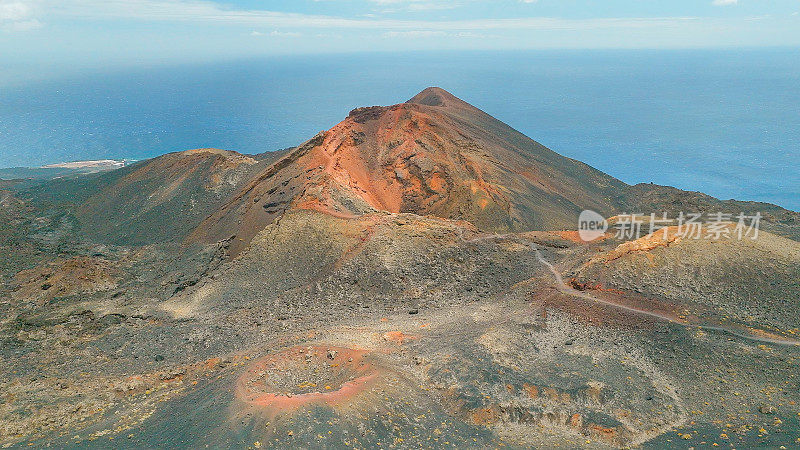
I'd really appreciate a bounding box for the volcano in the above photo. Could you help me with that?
[191,87,628,255]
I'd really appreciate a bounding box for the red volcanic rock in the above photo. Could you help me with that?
[381,331,417,345]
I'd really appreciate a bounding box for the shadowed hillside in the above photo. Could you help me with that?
[22,149,287,246]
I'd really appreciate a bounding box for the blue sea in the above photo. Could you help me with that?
[1,49,798,210]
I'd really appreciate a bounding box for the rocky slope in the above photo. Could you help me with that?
[572,227,800,332]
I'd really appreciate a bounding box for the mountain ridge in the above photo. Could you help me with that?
[8,87,798,251]
[191,87,631,255]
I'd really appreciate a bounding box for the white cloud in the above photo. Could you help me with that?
[24,0,700,34]
[384,30,446,38]
[0,1,29,20]
[269,30,301,37]
[383,30,490,39]
[712,0,738,5]
[368,0,460,15]
[251,30,301,37]
[453,31,486,38]
[369,0,456,7]
[42,0,375,27]
[0,0,41,31]
[406,3,458,11]
[4,18,40,30]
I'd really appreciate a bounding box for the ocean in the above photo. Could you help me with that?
[1,49,798,210]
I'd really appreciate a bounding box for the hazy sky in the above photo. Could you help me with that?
[2,0,800,83]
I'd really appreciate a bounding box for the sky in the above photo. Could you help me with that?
[2,0,800,83]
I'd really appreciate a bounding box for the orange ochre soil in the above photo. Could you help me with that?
[234,346,381,412]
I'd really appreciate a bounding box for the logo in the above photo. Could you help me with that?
[578,210,608,242]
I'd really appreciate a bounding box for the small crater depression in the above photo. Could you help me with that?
[235,346,379,412]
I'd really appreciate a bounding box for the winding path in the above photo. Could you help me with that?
[459,229,799,348]
[529,243,800,348]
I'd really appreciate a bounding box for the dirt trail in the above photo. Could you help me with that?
[460,230,800,348]
[531,245,683,323]
[529,243,800,348]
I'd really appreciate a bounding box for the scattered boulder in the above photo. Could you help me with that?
[759,405,777,414]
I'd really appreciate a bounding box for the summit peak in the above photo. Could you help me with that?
[407,87,461,107]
